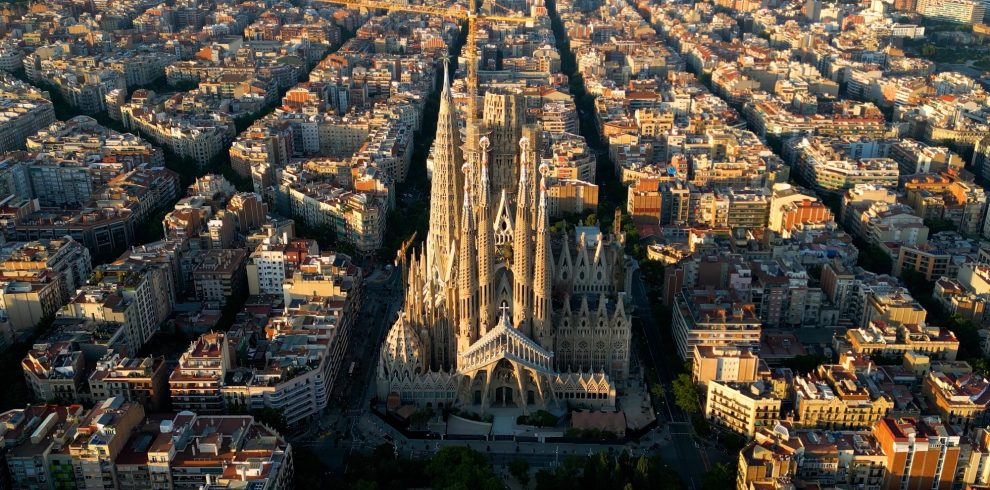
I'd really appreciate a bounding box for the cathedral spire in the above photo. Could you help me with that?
[425,58,464,284]
[532,164,553,351]
[441,55,451,95]
[512,136,534,334]
[476,136,496,334]
[456,163,479,357]
[406,252,420,324]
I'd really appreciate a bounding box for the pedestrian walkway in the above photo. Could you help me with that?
[492,413,516,435]
[447,414,492,436]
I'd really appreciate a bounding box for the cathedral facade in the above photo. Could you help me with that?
[377,66,633,414]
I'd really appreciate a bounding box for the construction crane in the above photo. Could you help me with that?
[313,0,536,129]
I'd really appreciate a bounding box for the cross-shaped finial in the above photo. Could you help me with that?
[499,303,510,319]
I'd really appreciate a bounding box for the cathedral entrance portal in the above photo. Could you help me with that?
[495,387,513,406]
[490,359,519,409]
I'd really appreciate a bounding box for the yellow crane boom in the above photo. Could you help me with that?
[314,0,536,129]
[314,0,532,23]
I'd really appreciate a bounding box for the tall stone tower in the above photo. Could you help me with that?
[532,165,554,351]
[521,124,542,227]
[426,62,463,281]
[512,137,533,335]
[456,163,479,357]
[482,89,524,198]
[476,137,496,335]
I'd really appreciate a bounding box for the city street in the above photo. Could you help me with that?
[297,266,404,468]
[629,268,724,488]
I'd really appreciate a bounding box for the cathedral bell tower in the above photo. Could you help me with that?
[476,136,496,335]
[456,163,480,357]
[532,163,554,351]
[512,136,534,335]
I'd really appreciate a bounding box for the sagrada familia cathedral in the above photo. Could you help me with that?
[377,65,633,415]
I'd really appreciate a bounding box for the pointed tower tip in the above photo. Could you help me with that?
[538,163,550,208]
[441,57,451,97]
[461,163,473,210]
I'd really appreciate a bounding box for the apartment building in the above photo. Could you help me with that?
[229,119,294,179]
[793,428,887,488]
[692,345,762,385]
[890,139,964,175]
[917,0,986,23]
[245,235,319,295]
[97,167,182,225]
[22,340,87,403]
[60,261,175,354]
[873,416,964,490]
[282,181,387,254]
[672,288,762,360]
[842,321,960,361]
[705,380,783,437]
[895,243,960,282]
[0,402,292,490]
[546,179,599,217]
[738,423,889,490]
[57,397,145,490]
[227,253,360,425]
[169,332,231,414]
[737,426,802,490]
[767,183,834,236]
[962,427,990,486]
[0,238,92,302]
[0,73,56,152]
[864,289,928,328]
[627,178,663,223]
[790,138,899,195]
[541,101,579,134]
[973,137,990,185]
[223,298,350,426]
[936,263,990,326]
[192,248,247,307]
[2,403,86,490]
[750,257,825,328]
[228,192,269,234]
[902,176,986,238]
[725,188,771,229]
[549,133,596,183]
[859,202,930,258]
[88,354,169,412]
[10,205,137,258]
[26,115,164,166]
[29,57,123,114]
[0,270,65,337]
[923,370,990,427]
[139,410,293,489]
[841,185,898,235]
[282,252,362,306]
[122,98,235,167]
[795,364,894,429]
